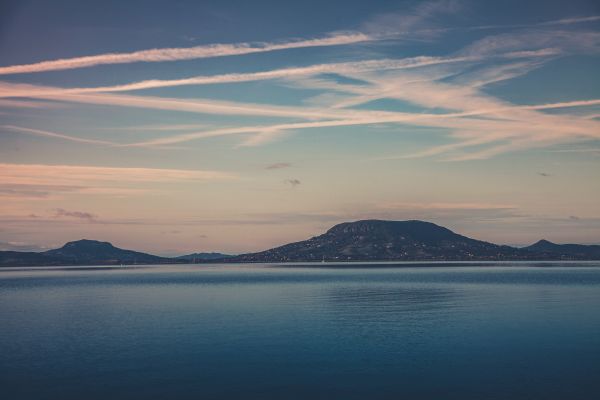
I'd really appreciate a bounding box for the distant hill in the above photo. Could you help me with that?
[523,239,600,260]
[229,220,532,262]
[44,239,171,264]
[0,239,171,267]
[175,252,233,262]
[229,220,600,262]
[0,251,64,267]
[1,221,599,267]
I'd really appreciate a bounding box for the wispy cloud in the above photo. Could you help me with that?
[110,123,209,132]
[549,147,600,155]
[470,15,600,31]
[1,6,598,161]
[65,57,480,93]
[0,56,483,98]
[539,15,600,26]
[0,99,61,109]
[265,162,292,170]
[0,184,155,201]
[1,0,594,78]
[0,83,348,120]
[285,179,301,187]
[361,0,462,39]
[53,208,97,222]
[1,50,556,99]
[0,163,236,188]
[121,98,600,149]
[459,29,600,57]
[4,73,599,158]
[0,184,81,200]
[375,201,518,213]
[19,34,578,154]
[0,0,458,77]
[0,163,237,206]
[0,32,370,75]
[2,125,117,146]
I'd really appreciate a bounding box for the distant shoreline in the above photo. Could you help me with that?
[2,259,600,270]
[3,220,599,267]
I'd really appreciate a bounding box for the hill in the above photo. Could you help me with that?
[0,251,64,267]
[2,221,599,266]
[43,239,171,264]
[0,239,171,267]
[229,219,532,262]
[523,239,600,260]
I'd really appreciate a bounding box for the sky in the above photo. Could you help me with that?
[0,0,599,255]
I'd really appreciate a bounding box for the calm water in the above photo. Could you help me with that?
[1,262,600,399]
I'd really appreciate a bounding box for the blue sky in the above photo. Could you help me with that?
[0,0,599,255]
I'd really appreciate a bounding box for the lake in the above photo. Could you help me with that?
[1,262,600,399]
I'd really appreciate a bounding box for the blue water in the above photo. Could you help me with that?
[1,263,600,399]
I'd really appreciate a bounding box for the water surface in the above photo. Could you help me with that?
[1,263,599,399]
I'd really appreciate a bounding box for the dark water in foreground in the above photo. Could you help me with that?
[1,262,600,399]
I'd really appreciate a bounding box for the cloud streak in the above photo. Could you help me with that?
[2,125,117,146]
[266,162,292,170]
[121,97,600,148]
[2,5,594,77]
[0,32,370,75]
[54,208,97,222]
[0,163,236,187]
[285,179,301,187]
[3,72,599,158]
[0,163,237,205]
[1,8,598,161]
[0,83,351,120]
[0,51,555,97]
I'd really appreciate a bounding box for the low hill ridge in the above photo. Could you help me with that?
[44,239,169,264]
[524,239,600,259]
[230,219,528,262]
[1,220,599,266]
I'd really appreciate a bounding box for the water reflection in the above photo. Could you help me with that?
[326,286,456,313]
[1,265,600,400]
[319,285,461,342]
